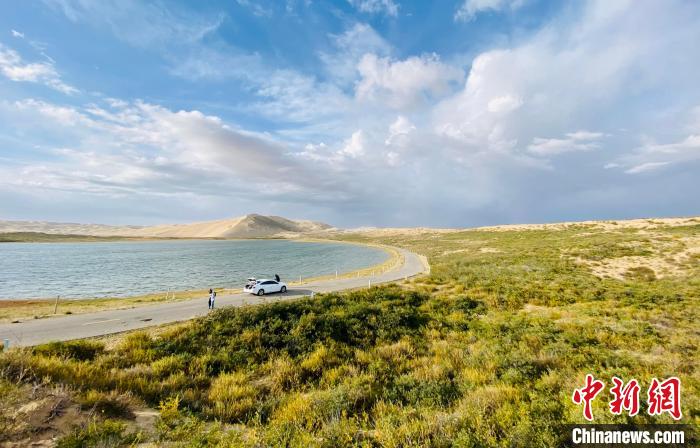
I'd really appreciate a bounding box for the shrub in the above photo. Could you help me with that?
[300,344,341,380]
[206,372,258,422]
[625,266,657,281]
[151,354,186,378]
[56,418,141,448]
[79,390,134,419]
[33,340,104,361]
[115,332,156,366]
[157,395,184,430]
[264,354,301,393]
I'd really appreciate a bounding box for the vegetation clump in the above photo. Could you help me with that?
[56,418,142,448]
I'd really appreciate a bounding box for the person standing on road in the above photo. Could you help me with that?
[208,288,216,310]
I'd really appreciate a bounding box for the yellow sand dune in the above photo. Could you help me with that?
[0,214,333,239]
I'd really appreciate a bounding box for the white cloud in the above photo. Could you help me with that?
[356,53,463,108]
[528,131,603,156]
[1,98,371,213]
[19,99,423,223]
[171,47,351,127]
[566,131,604,140]
[236,0,273,17]
[433,51,525,151]
[320,23,391,86]
[252,69,352,124]
[436,0,700,159]
[44,0,224,48]
[487,95,523,113]
[386,151,400,166]
[46,0,354,133]
[385,115,415,146]
[0,44,77,94]
[340,130,366,158]
[11,30,25,39]
[348,0,399,17]
[15,99,89,124]
[625,161,670,174]
[455,0,525,22]
[613,132,700,175]
[0,49,54,81]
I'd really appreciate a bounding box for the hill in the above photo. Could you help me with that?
[0,214,333,239]
[0,220,144,236]
[0,232,131,243]
[128,214,333,238]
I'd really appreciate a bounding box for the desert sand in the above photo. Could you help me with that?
[342,216,698,237]
[1,214,697,241]
[0,214,333,239]
[469,216,699,232]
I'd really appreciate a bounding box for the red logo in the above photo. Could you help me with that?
[609,376,640,416]
[573,375,682,421]
[572,374,605,421]
[648,377,682,420]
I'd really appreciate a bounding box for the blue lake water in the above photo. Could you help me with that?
[0,240,388,299]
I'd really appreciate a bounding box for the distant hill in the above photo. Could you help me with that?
[0,214,334,239]
[127,214,333,238]
[0,220,145,237]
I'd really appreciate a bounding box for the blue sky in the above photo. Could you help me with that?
[0,0,698,227]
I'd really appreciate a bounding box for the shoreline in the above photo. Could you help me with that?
[0,247,427,346]
[0,239,403,323]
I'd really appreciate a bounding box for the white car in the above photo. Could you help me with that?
[244,278,287,296]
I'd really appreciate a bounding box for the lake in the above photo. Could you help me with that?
[0,239,388,299]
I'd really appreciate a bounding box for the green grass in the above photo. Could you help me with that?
[0,223,698,446]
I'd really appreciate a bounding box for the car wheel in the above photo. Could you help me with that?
[281,286,287,293]
[257,289,265,296]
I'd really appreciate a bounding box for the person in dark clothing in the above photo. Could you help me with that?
[274,274,280,282]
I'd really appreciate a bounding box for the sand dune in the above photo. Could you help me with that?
[0,214,333,239]
[0,220,145,236]
[2,216,696,240]
[127,214,333,238]
[469,216,699,232]
[345,216,699,236]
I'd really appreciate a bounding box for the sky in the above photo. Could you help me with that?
[0,0,698,228]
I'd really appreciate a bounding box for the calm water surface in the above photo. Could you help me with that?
[0,240,388,299]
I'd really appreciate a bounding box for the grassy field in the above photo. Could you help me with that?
[0,220,698,446]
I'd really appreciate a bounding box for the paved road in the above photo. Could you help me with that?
[0,248,428,347]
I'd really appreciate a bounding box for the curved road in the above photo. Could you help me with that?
[0,247,428,347]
